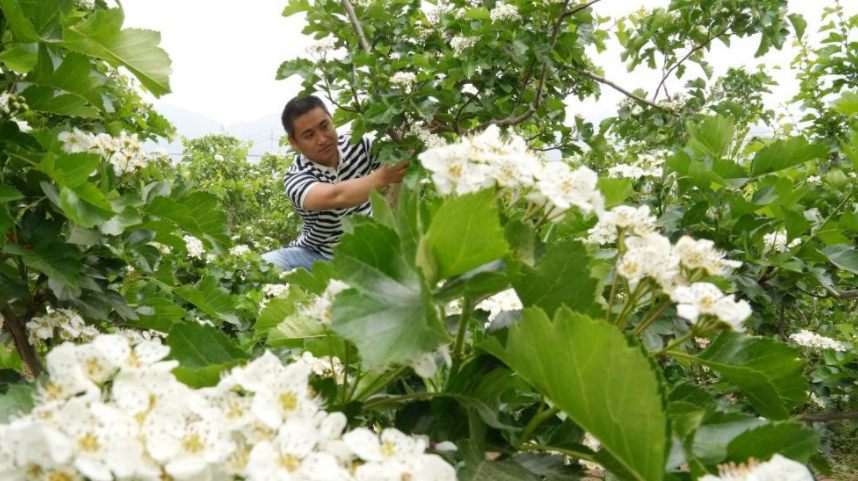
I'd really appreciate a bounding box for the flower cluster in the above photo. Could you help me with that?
[450,36,478,56]
[789,329,847,352]
[700,454,812,481]
[0,336,456,481]
[229,244,251,257]
[763,231,800,254]
[262,283,290,298]
[607,151,667,180]
[806,175,822,186]
[184,235,205,260]
[25,307,97,345]
[406,122,447,149]
[300,280,351,326]
[391,71,418,92]
[490,2,521,22]
[292,352,346,384]
[306,37,338,57]
[461,83,479,96]
[57,129,150,176]
[477,288,523,326]
[587,206,748,330]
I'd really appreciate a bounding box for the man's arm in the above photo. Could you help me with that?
[303,161,410,211]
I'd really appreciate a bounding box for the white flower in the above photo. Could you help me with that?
[450,36,477,56]
[789,330,847,352]
[806,175,822,186]
[763,230,800,254]
[58,128,96,154]
[673,236,742,276]
[527,164,605,219]
[700,454,813,481]
[477,288,522,326]
[306,37,337,57]
[579,432,600,470]
[183,235,205,259]
[461,83,479,96]
[293,351,345,384]
[490,2,521,22]
[12,119,31,132]
[809,392,826,409]
[391,71,418,92]
[229,244,251,256]
[406,122,446,149]
[671,282,751,331]
[262,283,290,298]
[300,280,350,326]
[344,428,456,481]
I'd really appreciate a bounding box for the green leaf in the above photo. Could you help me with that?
[127,294,187,332]
[0,0,39,42]
[331,222,448,367]
[726,422,820,464]
[833,91,858,115]
[145,192,229,248]
[464,7,491,19]
[174,276,240,325]
[3,240,81,290]
[421,189,508,281]
[173,362,241,388]
[38,152,102,188]
[58,183,115,228]
[28,51,105,111]
[462,457,540,481]
[22,85,100,118]
[750,138,828,176]
[281,261,332,295]
[513,240,600,318]
[0,185,24,203]
[691,412,766,464]
[0,385,35,423]
[692,332,806,420]
[788,13,808,39]
[597,177,633,208]
[165,321,247,369]
[687,115,734,159]
[63,8,172,97]
[482,308,669,481]
[0,42,38,73]
[254,288,307,338]
[820,245,858,275]
[282,0,312,17]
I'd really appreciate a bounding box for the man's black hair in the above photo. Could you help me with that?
[281,95,331,138]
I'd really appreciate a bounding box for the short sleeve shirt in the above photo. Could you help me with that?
[283,133,379,258]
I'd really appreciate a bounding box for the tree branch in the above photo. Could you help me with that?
[801,411,858,422]
[824,286,858,299]
[652,22,733,102]
[341,0,371,54]
[573,67,675,114]
[2,297,47,378]
[561,0,605,20]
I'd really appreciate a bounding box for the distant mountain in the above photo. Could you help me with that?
[144,104,291,162]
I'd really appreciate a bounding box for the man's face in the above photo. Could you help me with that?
[288,107,339,166]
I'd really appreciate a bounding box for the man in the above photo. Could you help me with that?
[262,95,409,271]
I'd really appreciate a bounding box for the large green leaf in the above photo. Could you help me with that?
[0,0,39,42]
[174,276,239,325]
[254,288,308,338]
[726,422,820,464]
[3,240,81,290]
[0,385,35,423]
[420,189,508,282]
[282,0,312,17]
[166,322,247,388]
[482,308,669,481]
[23,85,100,118]
[145,192,229,248]
[687,115,735,159]
[25,51,105,112]
[820,245,858,275]
[0,185,24,203]
[58,183,115,228]
[834,91,858,115]
[166,322,246,368]
[0,42,38,73]
[750,137,828,176]
[38,152,102,188]
[63,8,172,97]
[597,177,633,208]
[331,222,448,367]
[513,240,600,317]
[691,332,806,419]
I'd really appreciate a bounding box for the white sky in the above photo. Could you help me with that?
[123,0,856,133]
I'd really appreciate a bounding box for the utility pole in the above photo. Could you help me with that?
[269,130,274,153]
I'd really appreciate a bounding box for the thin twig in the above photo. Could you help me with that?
[561,0,605,20]
[573,68,675,113]
[652,22,733,102]
[801,411,858,422]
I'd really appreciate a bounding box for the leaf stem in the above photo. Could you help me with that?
[524,443,598,465]
[341,341,350,404]
[654,329,698,357]
[632,298,672,336]
[354,366,406,402]
[517,405,561,446]
[363,391,438,410]
[448,297,473,381]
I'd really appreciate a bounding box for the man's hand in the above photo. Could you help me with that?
[374,161,410,187]
[302,161,411,211]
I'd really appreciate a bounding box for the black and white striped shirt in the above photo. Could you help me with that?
[283,134,379,258]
